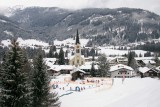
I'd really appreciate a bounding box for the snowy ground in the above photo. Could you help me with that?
[98,47,147,57]
[51,76,160,107]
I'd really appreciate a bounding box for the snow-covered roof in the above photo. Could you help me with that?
[44,58,57,68]
[71,68,86,74]
[44,58,56,63]
[138,67,150,73]
[47,63,99,72]
[48,65,74,72]
[107,56,128,62]
[155,66,160,72]
[85,56,98,60]
[142,60,156,65]
[48,65,62,71]
[110,64,133,72]
[135,57,155,61]
[80,64,98,70]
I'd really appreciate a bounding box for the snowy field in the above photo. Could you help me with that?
[51,76,160,107]
[1,38,148,57]
[98,47,147,57]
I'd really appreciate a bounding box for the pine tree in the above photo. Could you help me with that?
[128,51,137,69]
[0,39,30,107]
[55,52,59,58]
[31,52,60,107]
[53,45,56,52]
[48,46,54,58]
[58,47,65,65]
[90,48,95,57]
[144,51,151,57]
[90,63,96,77]
[86,49,90,57]
[97,54,110,77]
[92,54,95,61]
[48,45,56,58]
[155,55,160,66]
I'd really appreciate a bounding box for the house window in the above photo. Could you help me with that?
[77,60,79,64]
[73,61,74,65]
[81,61,83,64]
[76,49,80,53]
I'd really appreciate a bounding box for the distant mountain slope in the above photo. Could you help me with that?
[0,15,32,41]
[5,7,160,45]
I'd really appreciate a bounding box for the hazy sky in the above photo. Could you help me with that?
[0,0,160,15]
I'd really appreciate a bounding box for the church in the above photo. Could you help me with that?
[69,30,85,67]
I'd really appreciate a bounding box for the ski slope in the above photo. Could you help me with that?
[59,78,160,107]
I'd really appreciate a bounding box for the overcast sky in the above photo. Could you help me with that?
[0,0,160,15]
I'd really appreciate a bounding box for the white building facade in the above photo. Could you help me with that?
[110,64,136,78]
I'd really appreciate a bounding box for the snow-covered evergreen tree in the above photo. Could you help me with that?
[54,52,59,59]
[154,55,160,66]
[128,51,137,69]
[31,52,60,107]
[90,63,96,77]
[58,47,65,65]
[0,39,30,107]
[97,54,110,77]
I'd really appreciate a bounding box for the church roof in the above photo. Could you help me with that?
[75,29,80,44]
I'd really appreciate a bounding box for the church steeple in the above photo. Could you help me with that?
[75,29,80,44]
[69,30,85,67]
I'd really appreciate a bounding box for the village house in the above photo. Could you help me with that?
[135,57,156,67]
[80,64,99,75]
[109,64,136,78]
[138,67,158,77]
[155,66,160,77]
[108,56,128,66]
[44,31,160,79]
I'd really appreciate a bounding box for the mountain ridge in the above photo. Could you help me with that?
[1,7,160,45]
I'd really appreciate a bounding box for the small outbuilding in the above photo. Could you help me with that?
[71,68,86,81]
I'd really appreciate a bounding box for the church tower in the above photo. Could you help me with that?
[75,29,81,57]
[69,30,85,67]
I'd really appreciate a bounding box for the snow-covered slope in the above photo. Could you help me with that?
[54,38,89,47]
[60,78,160,107]
[1,38,49,48]
[98,47,147,57]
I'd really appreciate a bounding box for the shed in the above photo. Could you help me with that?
[71,68,86,81]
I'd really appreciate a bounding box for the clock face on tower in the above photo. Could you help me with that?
[77,45,79,48]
